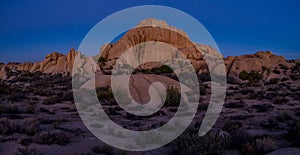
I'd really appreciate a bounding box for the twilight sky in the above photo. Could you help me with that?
[0,0,300,63]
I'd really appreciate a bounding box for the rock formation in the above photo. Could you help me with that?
[0,48,78,79]
[0,18,297,83]
[99,18,223,74]
[224,51,292,82]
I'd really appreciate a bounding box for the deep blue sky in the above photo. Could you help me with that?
[0,0,300,63]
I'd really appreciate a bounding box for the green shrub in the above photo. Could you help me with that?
[165,86,181,107]
[223,120,254,153]
[40,107,55,115]
[172,129,231,155]
[199,85,206,95]
[98,57,107,63]
[25,105,35,114]
[34,130,70,145]
[273,69,281,74]
[273,96,289,104]
[241,88,254,95]
[255,137,277,154]
[96,87,114,100]
[252,104,273,112]
[159,65,173,73]
[276,111,294,122]
[0,105,18,114]
[261,118,279,129]
[286,121,300,147]
[0,81,13,94]
[43,95,60,105]
[92,145,114,154]
[268,78,280,85]
[281,77,289,82]
[239,70,248,81]
[224,100,245,109]
[239,70,263,85]
[227,77,238,84]
[150,65,173,74]
[23,118,40,136]
[279,64,288,70]
[8,92,26,101]
[290,74,299,80]
[17,135,32,146]
[16,147,38,155]
[61,91,73,101]
[0,118,16,135]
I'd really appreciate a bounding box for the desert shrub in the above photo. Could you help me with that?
[255,137,277,154]
[98,57,107,64]
[96,87,114,100]
[227,76,238,84]
[273,96,289,104]
[199,85,206,95]
[286,121,300,147]
[61,91,73,101]
[24,105,35,114]
[224,100,245,109]
[43,95,60,105]
[39,107,55,115]
[228,86,239,90]
[135,68,150,74]
[267,78,280,85]
[23,118,40,136]
[8,92,26,101]
[105,107,120,116]
[241,88,254,95]
[279,64,288,70]
[223,120,243,132]
[5,68,13,78]
[198,73,211,82]
[239,70,263,85]
[29,71,42,81]
[34,130,70,145]
[196,103,208,111]
[295,107,300,117]
[252,104,273,112]
[0,81,14,94]
[276,111,295,122]
[172,129,231,155]
[31,80,50,88]
[281,77,289,82]
[16,147,38,155]
[165,86,181,107]
[223,120,254,152]
[159,65,173,74]
[0,105,18,114]
[5,68,21,79]
[264,92,277,100]
[0,118,16,135]
[150,65,173,74]
[92,145,114,154]
[261,117,279,129]
[226,91,234,96]
[290,62,300,80]
[272,69,281,74]
[39,87,56,96]
[290,74,299,80]
[292,62,300,72]
[18,135,32,146]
